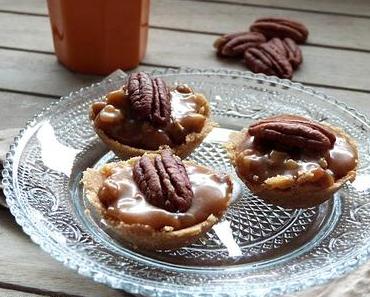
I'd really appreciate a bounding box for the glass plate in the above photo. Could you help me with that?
[3,68,370,297]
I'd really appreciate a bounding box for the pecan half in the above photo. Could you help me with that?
[133,150,193,212]
[248,115,336,151]
[245,41,293,79]
[282,37,303,69]
[265,37,302,69]
[127,72,171,127]
[213,31,266,57]
[260,42,293,78]
[268,37,287,56]
[250,18,309,44]
[245,47,276,76]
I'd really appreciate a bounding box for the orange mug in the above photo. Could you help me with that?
[47,0,150,75]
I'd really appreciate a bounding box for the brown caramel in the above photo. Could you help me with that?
[235,132,357,189]
[98,163,232,231]
[91,85,207,150]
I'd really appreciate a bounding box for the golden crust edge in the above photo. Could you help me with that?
[90,92,215,159]
[82,157,232,250]
[226,122,359,209]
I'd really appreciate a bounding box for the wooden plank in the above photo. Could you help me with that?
[151,0,370,51]
[0,13,52,52]
[0,207,131,297]
[0,15,370,92]
[1,2,370,52]
[0,49,101,97]
[0,288,47,297]
[0,49,159,97]
[0,0,47,15]
[0,92,53,130]
[143,29,370,92]
[0,43,370,98]
[205,0,370,17]
[1,0,369,20]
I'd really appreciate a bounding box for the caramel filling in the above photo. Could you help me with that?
[98,163,232,231]
[235,133,357,190]
[91,85,208,150]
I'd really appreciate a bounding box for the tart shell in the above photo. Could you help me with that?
[82,157,232,250]
[90,93,215,159]
[227,124,358,209]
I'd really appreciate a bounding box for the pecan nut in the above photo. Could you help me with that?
[245,47,276,76]
[268,37,287,55]
[266,37,302,69]
[250,17,309,44]
[248,115,336,151]
[245,41,293,79]
[127,72,171,127]
[133,149,193,212]
[282,38,302,69]
[213,31,266,57]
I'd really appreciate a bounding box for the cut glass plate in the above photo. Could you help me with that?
[3,68,370,297]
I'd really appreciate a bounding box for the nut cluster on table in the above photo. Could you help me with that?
[214,17,309,79]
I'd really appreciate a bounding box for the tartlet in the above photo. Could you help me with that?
[90,72,214,159]
[227,115,358,208]
[82,149,233,250]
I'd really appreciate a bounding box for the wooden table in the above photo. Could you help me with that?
[0,1,369,296]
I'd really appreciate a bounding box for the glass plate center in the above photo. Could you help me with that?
[75,128,338,268]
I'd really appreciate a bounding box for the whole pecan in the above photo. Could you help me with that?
[133,149,193,212]
[245,41,293,79]
[250,17,309,44]
[127,72,171,127]
[248,115,336,151]
[213,31,266,57]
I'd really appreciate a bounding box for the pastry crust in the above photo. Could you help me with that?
[227,124,358,209]
[82,156,232,250]
[90,92,215,159]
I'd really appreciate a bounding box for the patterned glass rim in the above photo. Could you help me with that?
[2,67,370,297]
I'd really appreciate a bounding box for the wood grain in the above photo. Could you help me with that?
[0,207,131,297]
[152,0,370,51]
[1,29,370,93]
[1,0,370,18]
[144,29,370,92]
[0,13,52,52]
[0,288,47,297]
[0,0,46,15]
[0,92,53,130]
[0,49,100,96]
[203,0,370,17]
[1,1,370,51]
[1,45,369,103]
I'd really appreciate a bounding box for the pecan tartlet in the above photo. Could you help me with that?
[90,72,214,159]
[82,149,233,250]
[227,115,358,208]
